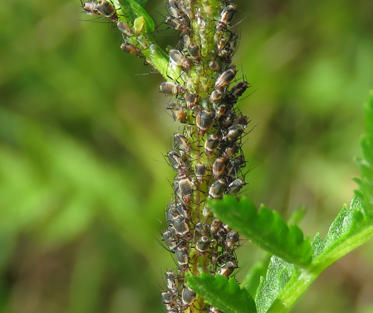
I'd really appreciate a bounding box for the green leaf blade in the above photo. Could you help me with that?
[209,196,312,267]
[187,274,256,313]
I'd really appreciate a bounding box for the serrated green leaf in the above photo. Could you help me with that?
[241,256,271,298]
[254,92,373,313]
[209,196,312,266]
[187,274,256,313]
[255,256,295,313]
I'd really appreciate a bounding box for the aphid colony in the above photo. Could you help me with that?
[82,1,248,312]
[160,1,248,312]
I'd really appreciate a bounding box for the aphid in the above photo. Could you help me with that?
[195,163,207,182]
[222,124,245,142]
[222,111,235,128]
[177,203,190,220]
[222,146,237,159]
[175,245,189,267]
[194,222,209,236]
[218,260,238,277]
[204,134,219,155]
[168,151,185,171]
[162,227,178,251]
[174,133,191,153]
[170,49,191,70]
[209,60,221,72]
[82,1,117,20]
[210,218,223,234]
[187,41,200,60]
[209,307,222,313]
[117,21,133,36]
[217,4,237,31]
[227,155,245,177]
[212,157,227,178]
[196,110,215,133]
[215,67,237,90]
[230,81,249,99]
[225,230,239,249]
[160,82,185,95]
[97,1,116,18]
[209,89,223,103]
[166,203,179,222]
[215,104,227,119]
[166,16,190,34]
[171,215,190,237]
[196,236,210,254]
[181,286,196,306]
[209,179,226,199]
[82,1,98,15]
[202,206,212,218]
[227,178,245,194]
[176,175,194,203]
[168,0,187,20]
[162,290,175,305]
[184,92,199,109]
[120,42,141,56]
[167,103,187,123]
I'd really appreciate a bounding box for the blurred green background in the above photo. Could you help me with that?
[0,0,373,312]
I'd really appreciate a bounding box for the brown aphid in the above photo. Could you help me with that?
[175,245,189,267]
[167,102,187,123]
[215,104,227,119]
[222,124,245,142]
[160,82,185,95]
[162,227,178,251]
[176,175,194,203]
[227,156,245,177]
[196,236,210,254]
[209,179,226,199]
[185,92,199,108]
[181,286,196,306]
[83,1,117,20]
[227,178,245,194]
[174,133,191,153]
[176,202,190,220]
[167,151,185,171]
[218,260,238,277]
[165,270,178,291]
[225,230,239,249]
[166,203,179,222]
[195,163,207,182]
[117,21,133,36]
[215,66,237,90]
[166,16,190,34]
[171,215,190,237]
[187,41,201,60]
[168,0,187,20]
[204,134,219,155]
[213,157,227,178]
[230,81,249,99]
[209,307,222,313]
[170,49,191,70]
[202,206,212,218]
[217,4,237,31]
[210,218,223,234]
[194,222,209,236]
[82,1,99,15]
[209,60,221,72]
[161,290,175,305]
[209,89,223,103]
[120,42,141,56]
[196,110,215,133]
